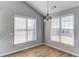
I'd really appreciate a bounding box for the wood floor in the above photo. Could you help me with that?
[4,45,75,57]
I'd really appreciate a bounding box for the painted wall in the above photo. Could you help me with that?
[0,1,43,56]
[45,6,79,56]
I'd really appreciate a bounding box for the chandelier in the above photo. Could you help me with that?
[44,1,56,22]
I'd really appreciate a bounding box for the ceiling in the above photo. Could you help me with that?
[25,1,79,16]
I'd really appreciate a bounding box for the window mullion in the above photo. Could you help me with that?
[59,17,61,43]
[26,18,27,41]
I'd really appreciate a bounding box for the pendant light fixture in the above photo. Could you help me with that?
[44,1,56,22]
[44,1,51,22]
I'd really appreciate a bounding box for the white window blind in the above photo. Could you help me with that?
[14,16,36,44]
[27,18,36,41]
[14,16,27,44]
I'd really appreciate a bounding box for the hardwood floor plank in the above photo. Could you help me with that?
[3,45,75,57]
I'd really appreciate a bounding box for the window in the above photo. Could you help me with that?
[14,16,36,44]
[61,15,74,46]
[27,18,36,41]
[51,18,60,42]
[14,16,27,44]
[51,14,74,46]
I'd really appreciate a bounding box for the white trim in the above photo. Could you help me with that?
[1,43,79,57]
[45,43,79,57]
[0,43,44,57]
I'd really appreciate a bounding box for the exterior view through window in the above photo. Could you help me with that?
[51,18,60,42]
[51,14,74,46]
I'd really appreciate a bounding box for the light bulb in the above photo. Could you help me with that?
[44,19,47,22]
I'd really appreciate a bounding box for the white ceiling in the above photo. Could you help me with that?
[25,1,79,16]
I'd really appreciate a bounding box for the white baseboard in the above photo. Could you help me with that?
[0,43,44,57]
[45,43,79,57]
[1,43,79,57]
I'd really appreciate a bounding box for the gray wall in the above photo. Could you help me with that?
[0,1,43,56]
[45,6,79,56]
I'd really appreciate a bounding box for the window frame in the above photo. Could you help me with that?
[50,17,60,42]
[60,14,75,46]
[27,17,37,41]
[14,15,37,45]
[50,13,75,47]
